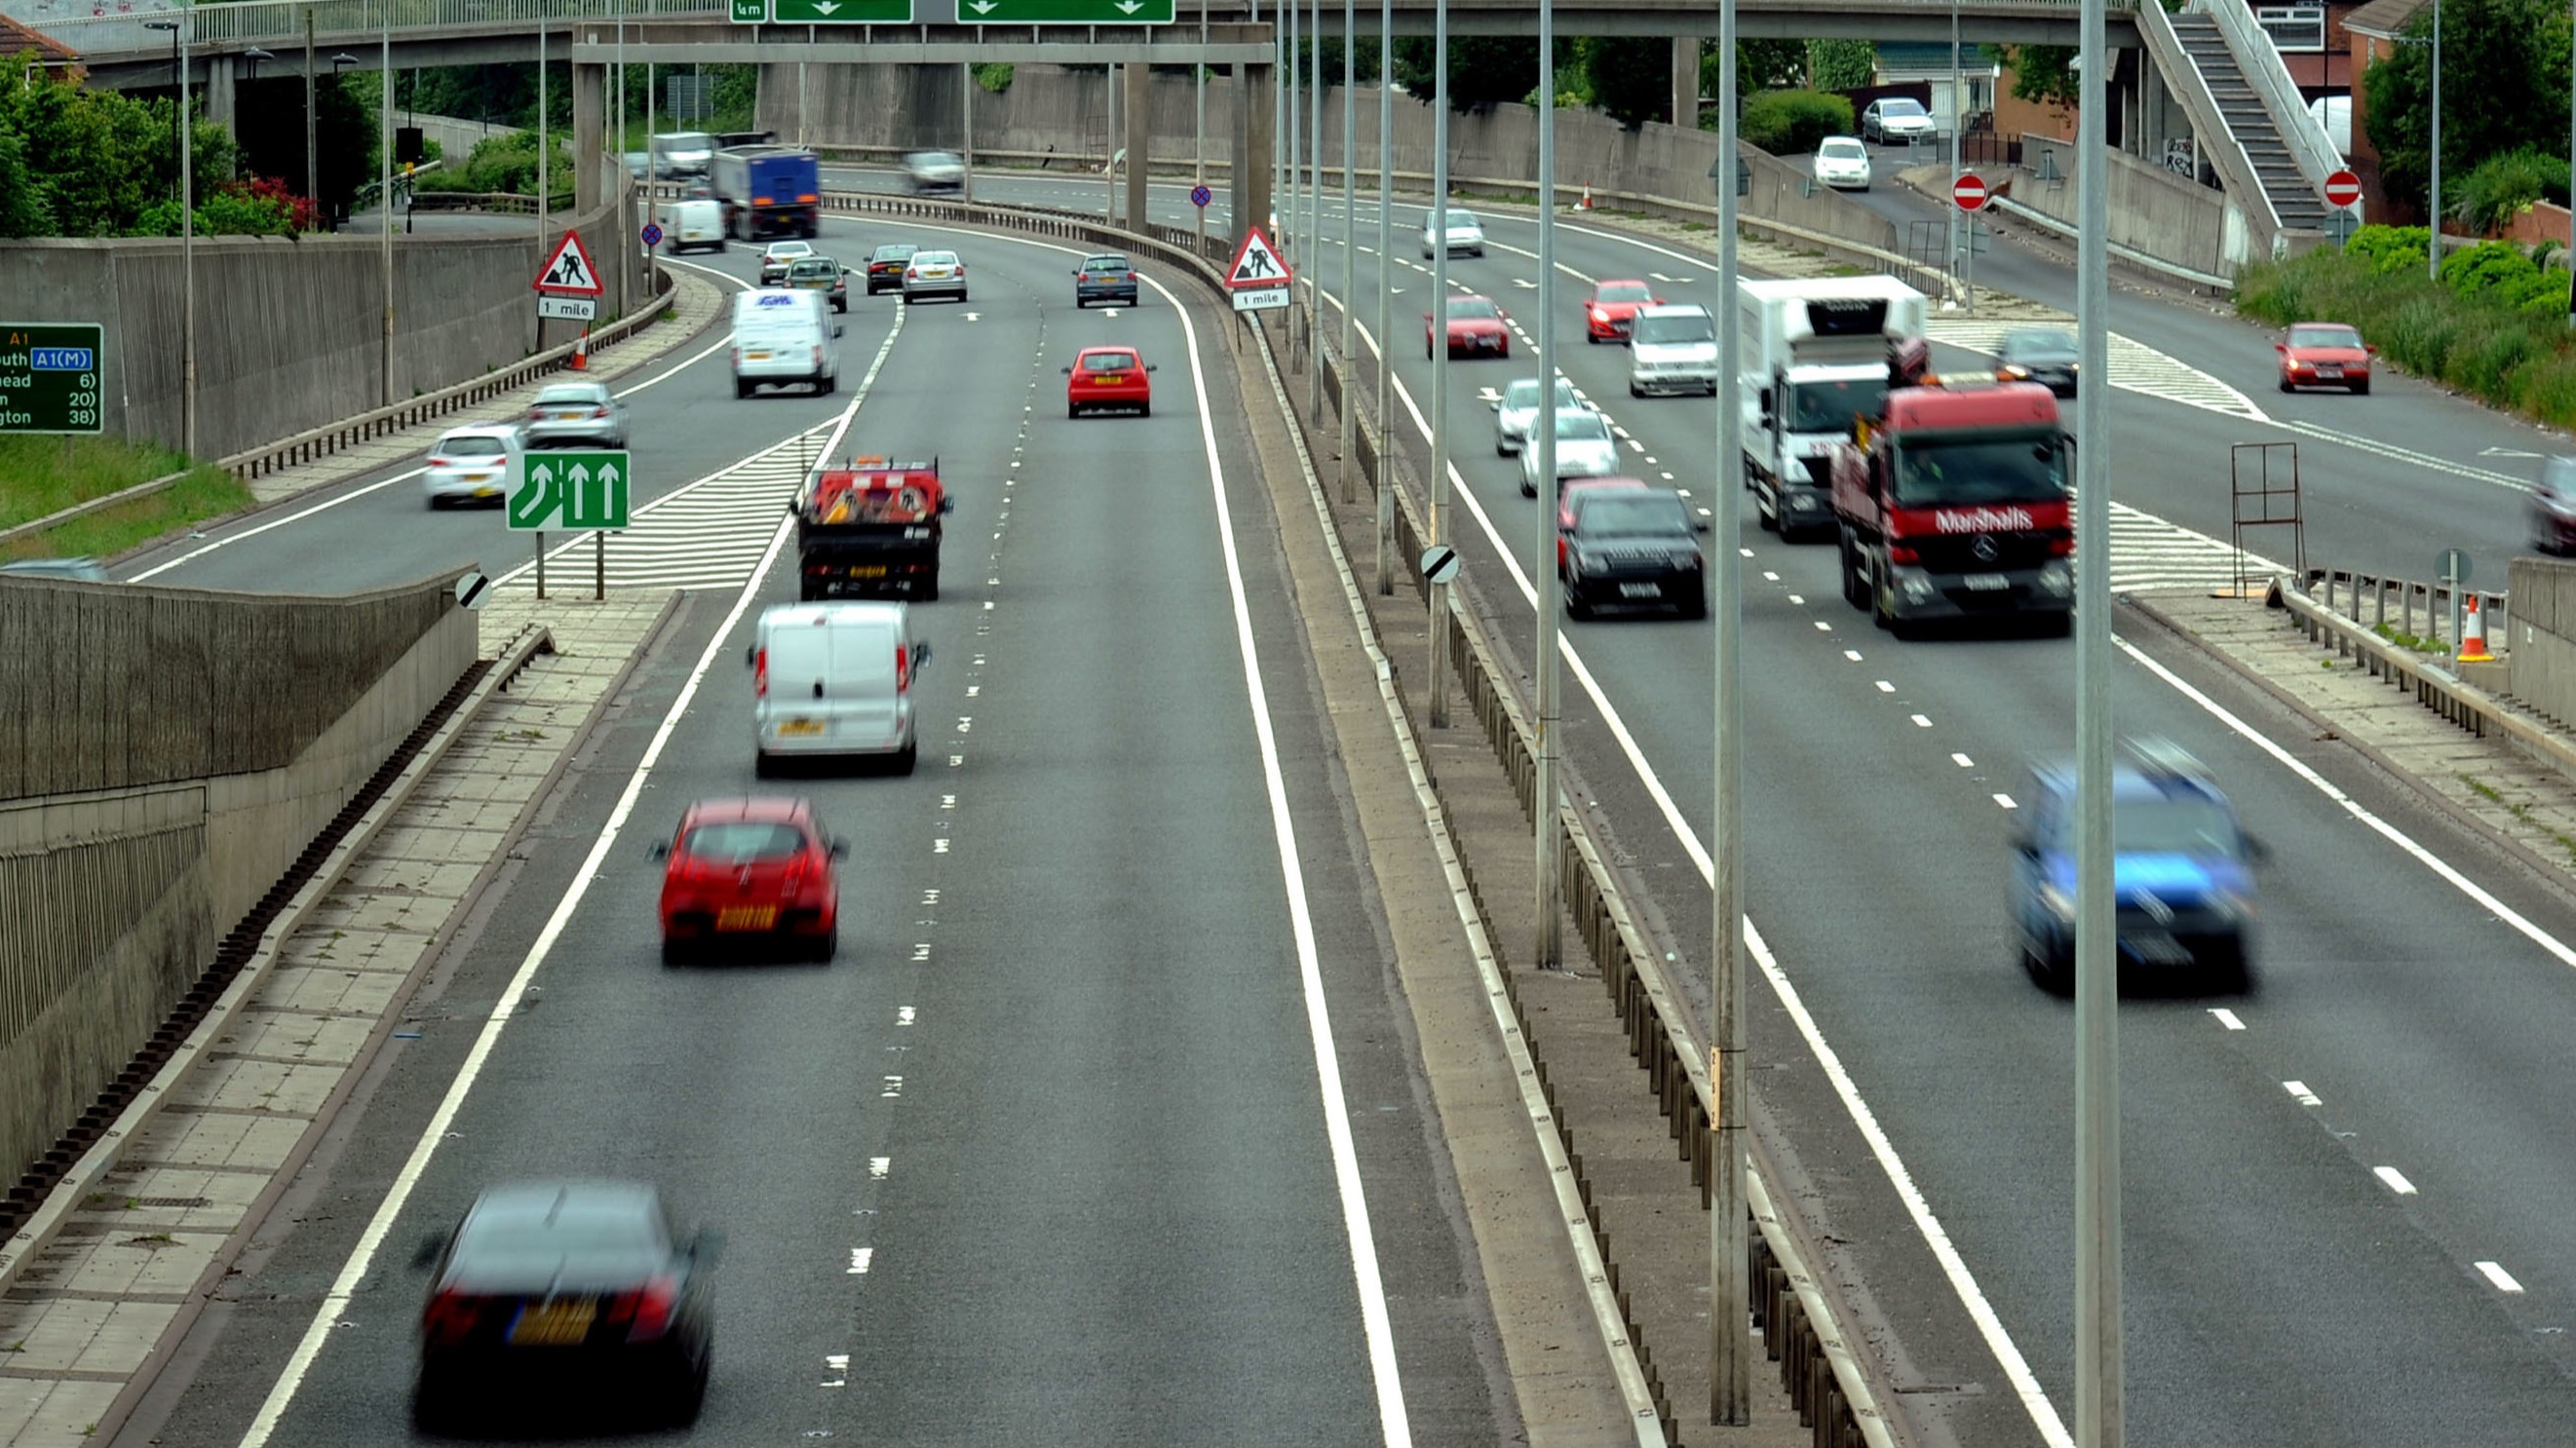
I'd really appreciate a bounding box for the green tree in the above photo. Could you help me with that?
[1578,36,1672,129]
[1394,35,1544,112]
[1807,40,1877,92]
[1702,41,1819,108]
[0,127,47,239]
[2365,0,2572,218]
[1986,42,2080,108]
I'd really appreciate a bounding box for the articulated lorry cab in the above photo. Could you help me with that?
[1738,276,1927,540]
[1830,348,2074,635]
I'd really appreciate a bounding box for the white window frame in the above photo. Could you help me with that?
[2256,4,2327,53]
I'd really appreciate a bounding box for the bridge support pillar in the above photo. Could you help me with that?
[1125,57,1149,230]
[1672,36,1699,132]
[574,60,602,214]
[202,57,236,142]
[1233,59,1273,252]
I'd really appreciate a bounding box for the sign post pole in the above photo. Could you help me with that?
[536,530,548,600]
[1952,171,1988,312]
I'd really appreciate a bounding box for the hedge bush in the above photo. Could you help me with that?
[2237,224,2576,427]
[1733,90,1855,156]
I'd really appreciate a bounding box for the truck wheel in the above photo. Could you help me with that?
[921,572,940,602]
[1755,489,1778,532]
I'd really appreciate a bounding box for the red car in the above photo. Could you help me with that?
[1584,280,1661,344]
[652,797,842,964]
[2277,322,2375,395]
[1064,345,1155,418]
[1427,295,1511,360]
[1557,476,1650,573]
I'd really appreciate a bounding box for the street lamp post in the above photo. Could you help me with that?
[303,13,318,230]
[1427,0,1451,730]
[331,51,358,229]
[1711,0,1749,1422]
[2428,0,2442,280]
[1374,0,1392,593]
[380,2,393,407]
[1338,0,1354,503]
[146,15,194,457]
[1534,0,1561,972]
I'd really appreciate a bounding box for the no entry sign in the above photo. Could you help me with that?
[2323,170,2363,209]
[1953,172,1989,212]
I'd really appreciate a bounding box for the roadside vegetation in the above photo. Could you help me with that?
[2236,225,2576,428]
[0,437,250,564]
[0,51,315,238]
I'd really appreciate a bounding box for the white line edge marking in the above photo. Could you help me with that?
[2374,1166,2419,1196]
[233,307,877,1448]
[2475,1260,2524,1292]
[2116,637,2576,971]
[2209,1008,2246,1031]
[1152,268,1413,1446]
[134,266,751,583]
[2286,1080,2322,1106]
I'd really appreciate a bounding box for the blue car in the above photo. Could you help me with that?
[2009,743,2260,994]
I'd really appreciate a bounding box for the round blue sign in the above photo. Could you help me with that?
[640,222,665,248]
[1190,185,1212,210]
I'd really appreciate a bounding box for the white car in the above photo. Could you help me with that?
[1629,303,1721,398]
[903,249,968,303]
[758,240,814,286]
[1491,376,1580,455]
[1813,136,1872,191]
[1861,97,1937,144]
[423,425,522,509]
[1421,207,1485,259]
[1519,407,1621,497]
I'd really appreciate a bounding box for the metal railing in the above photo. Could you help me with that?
[2306,565,2506,657]
[2194,0,2342,204]
[2133,0,2283,244]
[26,0,726,61]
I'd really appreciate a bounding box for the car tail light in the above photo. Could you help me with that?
[798,192,819,204]
[422,1289,479,1346]
[895,644,911,695]
[607,1277,679,1341]
[754,648,769,697]
[812,346,824,367]
[1889,545,1919,566]
[591,407,611,418]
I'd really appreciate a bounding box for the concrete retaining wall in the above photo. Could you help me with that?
[0,573,474,1193]
[0,194,632,460]
[2510,556,2576,728]
[2009,133,2248,277]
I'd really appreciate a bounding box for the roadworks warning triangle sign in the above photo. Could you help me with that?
[534,231,604,296]
[1227,226,1290,288]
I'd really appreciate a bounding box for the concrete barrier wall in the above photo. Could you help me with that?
[2510,556,2576,728]
[2011,133,2246,277]
[0,194,631,460]
[0,573,474,1195]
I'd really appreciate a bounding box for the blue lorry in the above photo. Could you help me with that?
[709,145,820,242]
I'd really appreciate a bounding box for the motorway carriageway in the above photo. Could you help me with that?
[111,219,1512,1446]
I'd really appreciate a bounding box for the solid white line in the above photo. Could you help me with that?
[234,514,800,1448]
[2475,1260,2525,1292]
[2285,1081,2323,1107]
[2209,1008,2246,1031]
[2116,638,2576,971]
[1151,269,1412,1445]
[2374,1166,2419,1196]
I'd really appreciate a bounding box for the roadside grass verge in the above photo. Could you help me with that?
[0,436,250,562]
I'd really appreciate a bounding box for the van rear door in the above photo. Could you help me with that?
[826,614,901,749]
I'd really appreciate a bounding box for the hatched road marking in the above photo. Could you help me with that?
[1926,319,2266,420]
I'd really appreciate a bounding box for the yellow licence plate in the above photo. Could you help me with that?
[778,718,825,737]
[845,565,888,578]
[474,488,500,498]
[746,351,770,361]
[717,906,779,932]
[509,1300,595,1347]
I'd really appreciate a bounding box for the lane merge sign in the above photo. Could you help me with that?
[535,230,604,296]
[1952,172,1989,211]
[0,323,105,436]
[1227,225,1290,313]
[509,450,631,531]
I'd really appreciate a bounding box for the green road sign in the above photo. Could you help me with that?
[731,0,764,19]
[954,0,1173,21]
[0,323,105,436]
[776,0,915,19]
[509,451,631,531]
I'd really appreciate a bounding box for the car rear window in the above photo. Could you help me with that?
[1447,298,1501,320]
[1085,256,1132,273]
[453,1213,665,1284]
[1083,353,1136,372]
[682,822,805,860]
[535,385,605,405]
[872,246,916,262]
[913,252,957,266]
[441,435,508,458]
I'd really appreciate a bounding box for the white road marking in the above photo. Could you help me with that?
[1875,679,1895,693]
[1952,752,1975,768]
[1994,793,2019,810]
[232,381,837,1447]
[848,1247,874,1274]
[1910,713,1933,727]
[2374,1166,2418,1196]
[868,1158,890,1179]
[933,839,950,854]
[881,1076,904,1098]
[1787,593,1805,605]
[2285,1080,2322,1106]
[896,1007,916,1026]
[1844,649,1864,662]
[2209,1008,2246,1030]
[2476,1261,2525,1292]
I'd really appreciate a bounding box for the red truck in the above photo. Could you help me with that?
[793,455,950,602]
[1830,353,2073,636]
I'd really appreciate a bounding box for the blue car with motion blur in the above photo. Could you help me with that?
[2009,741,2262,995]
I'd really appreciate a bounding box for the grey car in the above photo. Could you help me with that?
[1996,327,2080,398]
[520,381,630,449]
[1491,376,1579,456]
[0,557,111,582]
[902,150,965,194]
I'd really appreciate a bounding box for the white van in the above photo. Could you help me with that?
[651,131,717,179]
[661,196,724,253]
[751,602,931,776]
[1629,303,1721,398]
[732,288,839,399]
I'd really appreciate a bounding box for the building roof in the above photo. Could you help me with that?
[0,14,79,67]
[2341,0,2430,40]
[1876,41,2000,76]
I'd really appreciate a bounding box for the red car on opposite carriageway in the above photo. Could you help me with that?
[2276,322,2375,395]
[1428,295,1511,360]
[652,797,844,964]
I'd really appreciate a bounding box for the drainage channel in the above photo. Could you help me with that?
[0,660,493,1243]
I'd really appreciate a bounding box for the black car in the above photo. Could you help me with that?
[1996,327,2080,398]
[865,243,917,295]
[1074,252,1140,308]
[1562,488,1707,619]
[413,1181,717,1430]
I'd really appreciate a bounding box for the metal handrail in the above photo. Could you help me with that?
[2134,0,2284,243]
[2195,0,2343,204]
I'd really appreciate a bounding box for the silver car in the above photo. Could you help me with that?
[423,425,523,509]
[520,381,629,449]
[1491,376,1579,456]
[902,150,966,194]
[902,248,968,303]
[1519,407,1621,497]
[1421,207,1485,258]
[758,241,815,286]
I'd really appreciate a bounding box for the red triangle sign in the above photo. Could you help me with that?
[534,230,605,296]
[1227,226,1290,289]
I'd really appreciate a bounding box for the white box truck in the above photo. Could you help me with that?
[1737,276,1927,539]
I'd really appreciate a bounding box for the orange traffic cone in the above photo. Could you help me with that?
[1577,182,1594,211]
[2457,594,2496,664]
[570,329,590,371]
